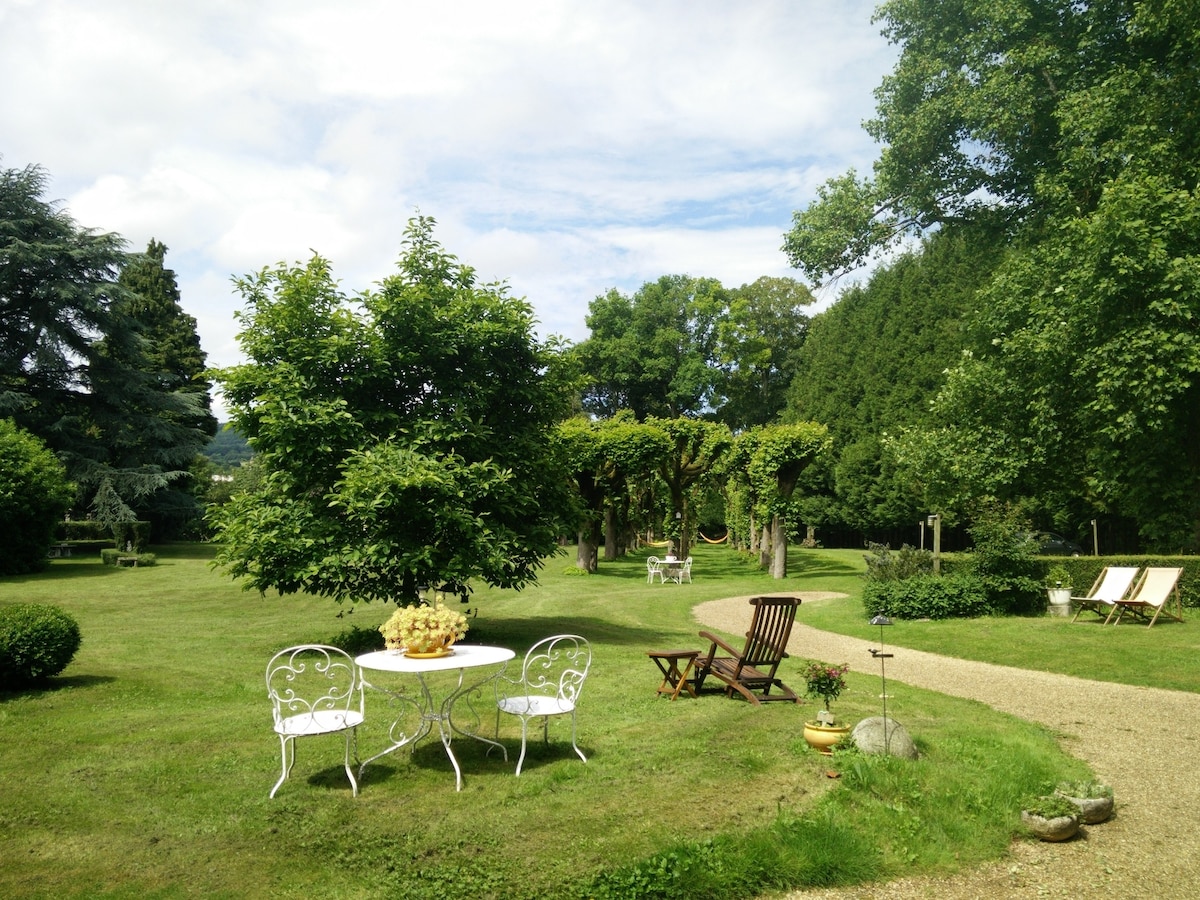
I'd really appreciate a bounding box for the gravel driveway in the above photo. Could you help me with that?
[693,594,1200,899]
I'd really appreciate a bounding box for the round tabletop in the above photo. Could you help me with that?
[356,644,515,674]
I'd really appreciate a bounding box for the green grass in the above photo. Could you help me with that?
[1,543,1091,898]
[797,562,1200,693]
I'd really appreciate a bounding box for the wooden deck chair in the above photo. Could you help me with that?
[1069,566,1139,623]
[1108,567,1184,627]
[693,596,801,704]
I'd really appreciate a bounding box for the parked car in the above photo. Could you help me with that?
[1036,532,1084,556]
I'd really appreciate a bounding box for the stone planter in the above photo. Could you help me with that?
[1047,587,1072,617]
[1021,808,1080,842]
[1057,791,1114,824]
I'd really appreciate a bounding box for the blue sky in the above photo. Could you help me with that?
[2,1,896,411]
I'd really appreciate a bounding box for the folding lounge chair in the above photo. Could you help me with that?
[1069,566,1138,623]
[693,596,801,704]
[1108,567,1184,628]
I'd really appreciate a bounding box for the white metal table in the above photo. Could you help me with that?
[355,645,515,790]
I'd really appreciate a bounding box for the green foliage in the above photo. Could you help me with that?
[802,661,849,710]
[0,603,81,686]
[1044,565,1072,590]
[1056,780,1112,801]
[57,520,110,542]
[862,542,933,582]
[1020,795,1078,820]
[575,275,728,420]
[862,573,992,620]
[0,420,74,575]
[714,276,814,429]
[112,521,152,552]
[784,1,1200,550]
[204,423,253,469]
[785,229,999,533]
[0,164,211,527]
[966,506,1043,615]
[211,216,573,603]
[583,812,882,899]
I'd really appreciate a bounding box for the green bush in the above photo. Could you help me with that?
[862,542,933,582]
[0,604,82,687]
[0,420,75,575]
[967,506,1044,614]
[57,520,111,542]
[100,549,156,567]
[112,521,152,553]
[862,573,992,619]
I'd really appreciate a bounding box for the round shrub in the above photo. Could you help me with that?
[0,604,82,687]
[862,573,993,619]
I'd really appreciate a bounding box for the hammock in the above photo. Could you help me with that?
[698,531,729,544]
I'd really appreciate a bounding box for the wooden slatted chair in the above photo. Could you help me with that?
[693,596,801,704]
[1108,567,1184,628]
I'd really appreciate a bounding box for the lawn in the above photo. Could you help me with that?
[1,543,1092,899]
[798,558,1200,694]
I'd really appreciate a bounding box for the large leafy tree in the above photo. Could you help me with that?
[554,415,670,571]
[576,275,727,419]
[211,216,574,604]
[647,417,732,559]
[715,276,814,429]
[734,423,830,578]
[785,1,1200,550]
[0,162,209,526]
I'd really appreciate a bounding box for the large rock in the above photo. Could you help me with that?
[851,716,919,759]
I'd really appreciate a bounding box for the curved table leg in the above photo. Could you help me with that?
[359,665,509,790]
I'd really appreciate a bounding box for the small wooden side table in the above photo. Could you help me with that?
[647,649,699,700]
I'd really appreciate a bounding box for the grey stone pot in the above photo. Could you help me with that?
[1057,792,1114,824]
[1021,809,1080,842]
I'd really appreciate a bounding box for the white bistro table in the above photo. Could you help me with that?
[355,645,515,791]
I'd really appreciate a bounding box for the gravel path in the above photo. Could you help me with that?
[693,594,1200,899]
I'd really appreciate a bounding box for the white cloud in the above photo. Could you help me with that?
[1,0,897,416]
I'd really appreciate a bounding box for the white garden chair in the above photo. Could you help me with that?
[265,644,364,798]
[494,635,591,776]
[646,556,665,583]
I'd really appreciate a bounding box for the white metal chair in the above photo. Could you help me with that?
[265,644,365,798]
[668,556,693,584]
[646,556,664,583]
[494,635,591,776]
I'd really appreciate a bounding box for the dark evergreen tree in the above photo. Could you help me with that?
[0,162,211,532]
[116,239,218,537]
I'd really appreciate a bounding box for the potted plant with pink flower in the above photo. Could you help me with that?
[801,660,852,754]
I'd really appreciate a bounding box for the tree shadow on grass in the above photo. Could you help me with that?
[0,672,116,701]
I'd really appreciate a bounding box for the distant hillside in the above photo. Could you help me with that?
[206,423,253,468]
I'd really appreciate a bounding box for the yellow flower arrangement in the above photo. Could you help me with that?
[380,596,469,654]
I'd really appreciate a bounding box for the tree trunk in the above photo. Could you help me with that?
[603,503,618,561]
[759,523,772,570]
[771,514,788,579]
[576,520,600,573]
